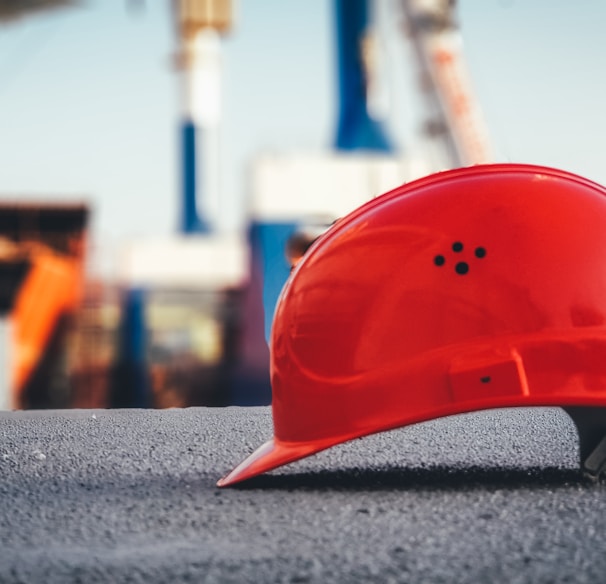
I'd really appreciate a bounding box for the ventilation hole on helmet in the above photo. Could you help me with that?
[480,376,491,384]
[455,262,469,275]
[452,242,464,252]
[475,247,486,259]
[434,255,445,267]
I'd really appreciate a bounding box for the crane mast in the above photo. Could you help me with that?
[401,0,492,168]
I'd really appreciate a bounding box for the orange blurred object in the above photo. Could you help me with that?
[12,249,83,399]
[0,203,88,408]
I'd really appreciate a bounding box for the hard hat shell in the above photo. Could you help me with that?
[218,163,606,487]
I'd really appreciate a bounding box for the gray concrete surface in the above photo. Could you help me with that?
[0,406,604,583]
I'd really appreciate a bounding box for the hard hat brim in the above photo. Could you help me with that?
[217,436,337,487]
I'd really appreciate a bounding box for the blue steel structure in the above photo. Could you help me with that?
[251,221,297,341]
[180,120,212,234]
[255,0,395,341]
[333,0,393,152]
[109,288,153,408]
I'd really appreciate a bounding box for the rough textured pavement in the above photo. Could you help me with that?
[1,406,605,583]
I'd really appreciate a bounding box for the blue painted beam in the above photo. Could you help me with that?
[179,119,211,234]
[333,0,393,153]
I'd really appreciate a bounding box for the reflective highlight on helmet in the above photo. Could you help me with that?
[218,163,606,487]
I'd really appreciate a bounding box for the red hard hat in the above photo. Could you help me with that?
[218,163,606,487]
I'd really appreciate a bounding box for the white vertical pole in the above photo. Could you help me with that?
[174,0,231,234]
[188,28,223,231]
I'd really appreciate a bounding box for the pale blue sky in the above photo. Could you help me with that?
[1,1,606,274]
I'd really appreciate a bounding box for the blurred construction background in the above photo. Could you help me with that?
[0,0,605,410]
